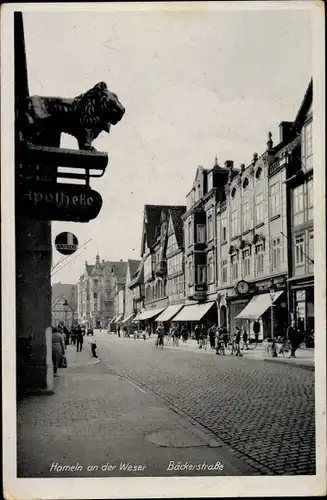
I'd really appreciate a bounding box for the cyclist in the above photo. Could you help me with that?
[199,324,207,350]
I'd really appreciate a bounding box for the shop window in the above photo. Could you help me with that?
[255,193,264,224]
[231,254,239,281]
[255,244,264,275]
[271,237,281,272]
[295,234,305,266]
[269,182,280,217]
[196,224,206,243]
[242,249,251,277]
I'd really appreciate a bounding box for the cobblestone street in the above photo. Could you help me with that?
[95,332,315,475]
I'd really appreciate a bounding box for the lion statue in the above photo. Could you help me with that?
[24,81,125,151]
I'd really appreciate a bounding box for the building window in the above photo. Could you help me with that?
[295,234,305,266]
[242,202,250,231]
[167,234,178,255]
[231,254,239,281]
[197,265,206,283]
[242,249,251,277]
[269,182,280,217]
[196,224,206,243]
[255,244,264,275]
[221,260,228,283]
[272,237,281,272]
[293,185,304,225]
[167,253,182,275]
[231,187,236,198]
[308,230,314,272]
[303,120,313,169]
[207,256,214,283]
[188,262,193,284]
[307,179,313,221]
[255,167,262,179]
[243,178,249,189]
[207,213,213,241]
[221,217,227,242]
[231,210,239,238]
[255,193,264,224]
[188,220,192,246]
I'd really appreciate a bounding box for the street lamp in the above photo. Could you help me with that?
[269,280,277,339]
[63,299,69,327]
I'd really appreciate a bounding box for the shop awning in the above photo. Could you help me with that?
[155,304,184,322]
[236,291,284,320]
[121,312,135,324]
[110,315,118,324]
[132,312,142,323]
[137,308,166,321]
[113,313,124,324]
[173,301,215,322]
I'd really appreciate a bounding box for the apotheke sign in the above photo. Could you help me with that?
[19,182,102,222]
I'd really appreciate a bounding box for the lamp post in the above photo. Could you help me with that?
[63,299,69,327]
[269,280,277,339]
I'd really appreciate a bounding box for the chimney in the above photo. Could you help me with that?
[279,121,293,143]
[267,132,273,150]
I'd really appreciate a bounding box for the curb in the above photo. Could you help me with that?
[67,358,100,368]
[263,357,314,371]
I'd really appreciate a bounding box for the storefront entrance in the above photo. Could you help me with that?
[293,287,314,347]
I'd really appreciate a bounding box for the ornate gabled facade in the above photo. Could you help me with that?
[137,204,186,330]
[122,259,141,326]
[51,283,78,327]
[77,255,127,328]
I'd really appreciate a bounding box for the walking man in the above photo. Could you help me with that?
[287,320,301,358]
[76,325,84,352]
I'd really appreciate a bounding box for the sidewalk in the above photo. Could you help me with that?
[17,343,256,478]
[120,334,314,370]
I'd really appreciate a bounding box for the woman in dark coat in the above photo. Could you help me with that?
[52,327,65,376]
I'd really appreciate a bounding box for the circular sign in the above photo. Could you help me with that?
[55,232,78,255]
[235,280,250,295]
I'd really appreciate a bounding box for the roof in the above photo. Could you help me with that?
[142,204,186,253]
[128,258,141,277]
[292,79,313,133]
[51,283,77,308]
[169,206,186,249]
[130,260,144,287]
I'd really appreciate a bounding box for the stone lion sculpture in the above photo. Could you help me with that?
[24,81,125,150]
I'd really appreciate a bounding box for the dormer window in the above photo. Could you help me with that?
[255,167,262,180]
[242,178,249,189]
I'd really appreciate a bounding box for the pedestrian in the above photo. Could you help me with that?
[253,320,260,343]
[90,339,98,358]
[287,320,301,358]
[63,325,69,346]
[76,324,84,352]
[241,325,249,350]
[52,326,65,377]
[209,325,216,349]
[194,324,200,346]
[233,326,242,356]
[199,324,207,349]
[145,325,151,339]
[181,324,188,343]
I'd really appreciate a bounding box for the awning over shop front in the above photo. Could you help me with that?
[109,316,118,324]
[132,312,141,323]
[236,291,284,320]
[121,313,135,324]
[155,304,184,322]
[137,308,166,321]
[114,313,124,324]
[173,301,215,322]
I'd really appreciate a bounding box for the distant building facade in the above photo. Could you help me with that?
[77,255,127,328]
[51,283,78,327]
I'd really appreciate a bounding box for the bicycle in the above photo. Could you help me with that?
[266,337,292,358]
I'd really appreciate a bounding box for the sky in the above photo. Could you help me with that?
[22,5,313,285]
